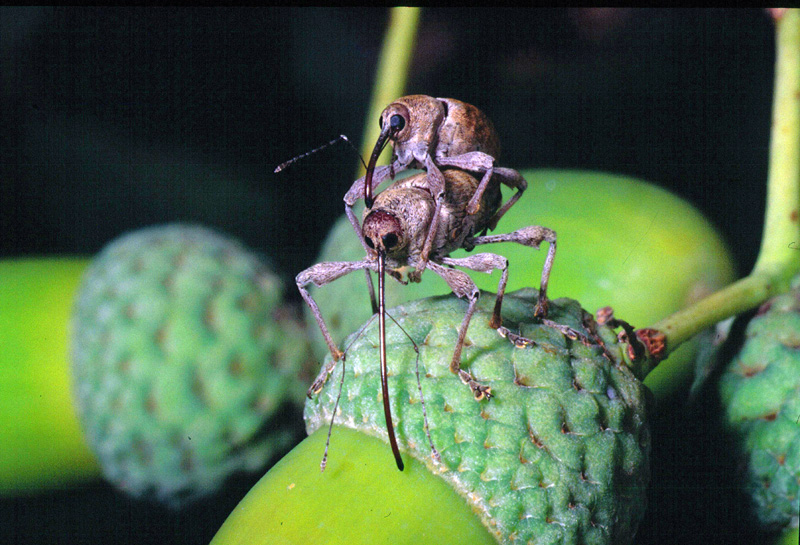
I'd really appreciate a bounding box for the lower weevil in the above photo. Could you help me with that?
[297,168,570,471]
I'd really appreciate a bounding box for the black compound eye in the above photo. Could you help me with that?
[382,233,398,249]
[365,237,375,249]
[389,114,405,132]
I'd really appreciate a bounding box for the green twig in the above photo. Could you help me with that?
[650,10,800,373]
[357,7,421,178]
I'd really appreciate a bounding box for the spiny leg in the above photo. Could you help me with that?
[484,167,528,231]
[427,261,491,400]
[408,155,446,283]
[464,226,597,350]
[470,225,556,321]
[297,259,377,395]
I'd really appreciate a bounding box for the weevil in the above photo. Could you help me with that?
[276,96,532,293]
[297,168,568,471]
[344,96,530,266]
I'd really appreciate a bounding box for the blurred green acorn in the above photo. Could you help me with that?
[309,169,736,400]
[71,224,310,507]
[214,290,651,545]
[719,277,800,532]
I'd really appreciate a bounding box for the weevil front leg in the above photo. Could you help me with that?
[408,155,447,284]
[426,261,492,400]
[297,259,380,396]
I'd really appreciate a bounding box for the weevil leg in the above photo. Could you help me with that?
[427,261,492,401]
[469,225,557,321]
[296,259,378,396]
[436,151,494,215]
[344,163,397,252]
[440,252,509,330]
[485,167,528,231]
[408,155,446,283]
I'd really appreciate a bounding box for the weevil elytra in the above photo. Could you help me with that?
[296,168,567,471]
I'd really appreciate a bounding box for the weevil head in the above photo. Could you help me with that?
[362,210,406,258]
[364,96,446,208]
[379,95,445,162]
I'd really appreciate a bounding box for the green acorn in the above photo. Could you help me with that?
[301,290,651,545]
[71,224,309,507]
[719,277,800,532]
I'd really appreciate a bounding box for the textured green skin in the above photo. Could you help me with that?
[308,169,735,399]
[720,281,800,531]
[71,225,308,507]
[305,290,650,544]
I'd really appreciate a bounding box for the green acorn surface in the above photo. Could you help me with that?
[71,224,309,507]
[304,290,650,544]
[719,278,800,531]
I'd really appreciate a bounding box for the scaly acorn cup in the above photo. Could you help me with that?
[213,290,652,545]
[0,257,101,494]
[71,224,310,507]
[309,169,736,400]
[719,276,800,532]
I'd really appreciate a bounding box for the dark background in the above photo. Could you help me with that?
[1,8,776,544]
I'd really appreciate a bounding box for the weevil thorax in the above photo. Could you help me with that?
[381,95,446,167]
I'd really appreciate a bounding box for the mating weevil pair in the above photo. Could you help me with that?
[281,95,574,471]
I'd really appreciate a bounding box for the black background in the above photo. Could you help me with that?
[1,8,778,544]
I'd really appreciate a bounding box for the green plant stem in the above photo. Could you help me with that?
[651,9,800,363]
[357,7,421,178]
[775,527,799,545]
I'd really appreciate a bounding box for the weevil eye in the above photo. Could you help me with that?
[365,237,375,249]
[382,233,398,249]
[389,114,405,132]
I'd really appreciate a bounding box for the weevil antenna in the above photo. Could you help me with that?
[275,134,366,174]
[385,313,440,464]
[320,312,377,472]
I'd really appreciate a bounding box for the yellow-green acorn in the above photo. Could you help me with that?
[71,225,309,507]
[0,258,100,494]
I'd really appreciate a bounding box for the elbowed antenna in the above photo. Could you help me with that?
[377,250,404,470]
[274,135,365,174]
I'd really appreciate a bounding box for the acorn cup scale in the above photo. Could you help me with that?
[70,225,310,507]
[214,291,652,545]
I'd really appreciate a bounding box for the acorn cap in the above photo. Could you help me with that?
[304,289,651,544]
[71,224,309,507]
[720,276,800,531]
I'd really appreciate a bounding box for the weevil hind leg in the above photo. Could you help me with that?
[469,225,556,321]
